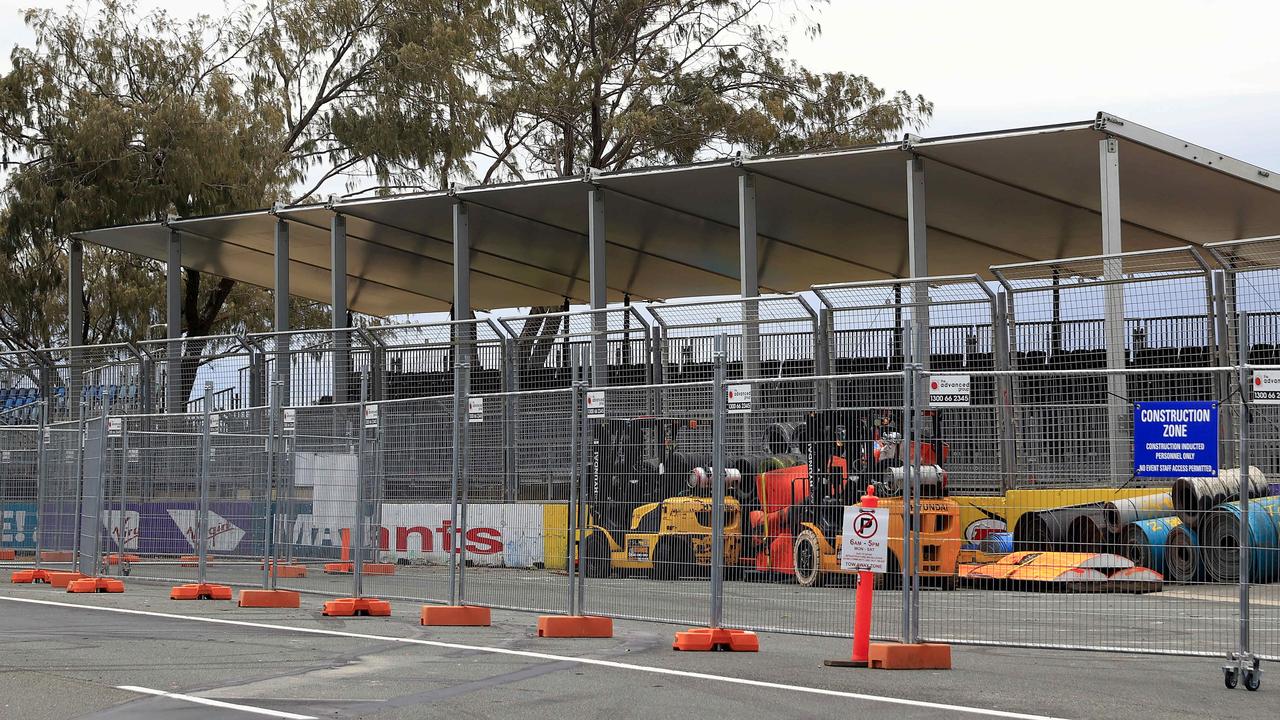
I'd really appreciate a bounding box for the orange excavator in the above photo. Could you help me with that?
[741,409,961,588]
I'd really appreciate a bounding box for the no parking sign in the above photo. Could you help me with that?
[840,505,889,572]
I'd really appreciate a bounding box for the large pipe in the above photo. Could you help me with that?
[1103,492,1174,534]
[1172,467,1269,530]
[1199,495,1280,584]
[1014,503,1109,552]
[1164,524,1203,583]
[1120,515,1181,575]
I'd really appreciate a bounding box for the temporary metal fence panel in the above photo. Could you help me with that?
[1209,235,1280,481]
[993,248,1216,487]
[355,392,455,606]
[706,371,910,639]
[577,380,717,627]
[915,365,1257,659]
[498,306,651,390]
[0,414,39,563]
[372,319,508,401]
[269,401,363,600]
[814,275,1003,494]
[77,406,108,575]
[497,308,654,503]
[648,295,817,470]
[108,410,209,584]
[202,402,272,589]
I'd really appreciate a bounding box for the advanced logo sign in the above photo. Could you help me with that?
[1254,370,1280,405]
[928,374,971,407]
[166,509,246,551]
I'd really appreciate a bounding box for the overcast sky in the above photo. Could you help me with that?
[2,0,1277,172]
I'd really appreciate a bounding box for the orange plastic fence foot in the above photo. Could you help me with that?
[40,551,73,563]
[238,589,300,608]
[261,562,307,578]
[673,628,759,652]
[322,562,395,575]
[866,643,952,670]
[13,568,53,584]
[170,583,233,600]
[536,615,613,638]
[67,577,124,593]
[322,597,391,617]
[103,554,140,565]
[0,549,16,561]
[421,605,491,626]
[47,571,86,588]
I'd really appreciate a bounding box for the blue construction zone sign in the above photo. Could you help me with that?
[1133,401,1219,477]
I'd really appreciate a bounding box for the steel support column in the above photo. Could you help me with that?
[588,188,608,387]
[68,239,85,410]
[907,156,930,369]
[274,218,291,406]
[1099,138,1127,482]
[449,199,472,603]
[331,213,350,404]
[166,229,183,413]
[739,173,760,452]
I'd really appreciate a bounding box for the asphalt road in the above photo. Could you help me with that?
[0,580,1272,720]
[20,558,1280,658]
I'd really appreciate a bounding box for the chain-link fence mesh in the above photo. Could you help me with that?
[7,244,1280,667]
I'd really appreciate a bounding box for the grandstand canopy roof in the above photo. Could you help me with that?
[72,112,1280,317]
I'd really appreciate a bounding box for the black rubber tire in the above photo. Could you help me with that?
[654,536,694,581]
[582,533,612,578]
[793,529,826,587]
[1244,669,1261,691]
[1224,668,1239,689]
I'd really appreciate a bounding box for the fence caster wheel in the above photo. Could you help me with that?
[1244,668,1261,691]
[1224,667,1239,689]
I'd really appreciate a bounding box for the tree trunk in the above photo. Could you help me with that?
[176,269,236,407]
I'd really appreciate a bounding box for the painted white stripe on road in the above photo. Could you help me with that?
[6,596,1067,720]
[115,685,317,719]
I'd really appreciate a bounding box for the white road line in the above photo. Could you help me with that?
[114,685,317,719]
[4,596,1067,720]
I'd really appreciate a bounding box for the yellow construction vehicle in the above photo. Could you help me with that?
[576,417,741,579]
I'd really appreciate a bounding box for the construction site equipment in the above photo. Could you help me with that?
[1103,492,1174,533]
[1119,516,1181,576]
[959,551,1162,592]
[1165,525,1204,582]
[1199,496,1280,583]
[1172,467,1269,530]
[1013,504,1111,552]
[747,409,961,588]
[581,418,742,578]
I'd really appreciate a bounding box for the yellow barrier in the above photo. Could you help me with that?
[952,487,1170,542]
[543,503,570,570]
